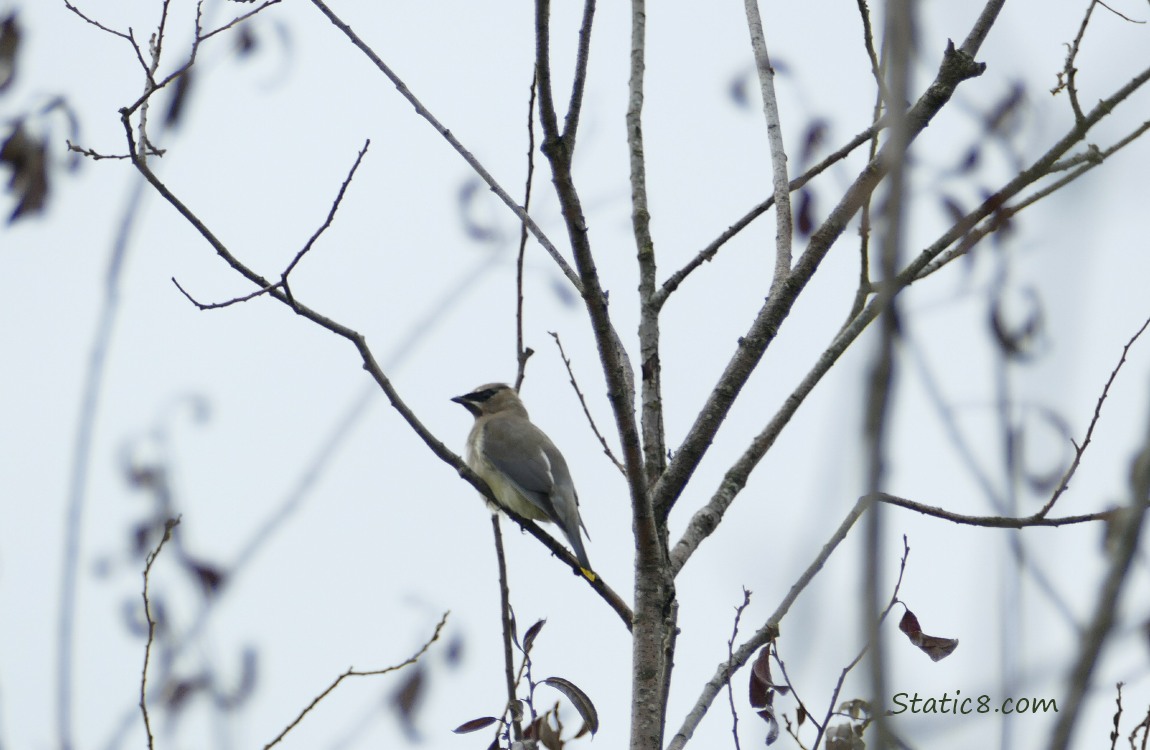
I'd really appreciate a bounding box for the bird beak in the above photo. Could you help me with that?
[451,394,479,416]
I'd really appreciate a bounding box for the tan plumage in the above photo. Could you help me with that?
[452,383,593,578]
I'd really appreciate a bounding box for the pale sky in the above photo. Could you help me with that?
[2,2,1150,749]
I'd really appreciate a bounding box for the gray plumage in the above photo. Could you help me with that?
[452,383,592,576]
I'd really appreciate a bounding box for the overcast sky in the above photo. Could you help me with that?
[2,1,1150,749]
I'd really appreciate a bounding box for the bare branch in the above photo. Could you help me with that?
[171,276,281,310]
[515,74,538,393]
[725,588,753,750]
[655,121,881,309]
[742,0,793,296]
[874,492,1114,527]
[1038,315,1150,517]
[63,1,132,42]
[306,0,582,292]
[199,0,282,43]
[264,612,449,749]
[561,0,596,146]
[670,294,880,575]
[282,139,371,281]
[66,140,131,161]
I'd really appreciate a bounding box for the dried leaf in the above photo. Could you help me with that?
[0,13,19,92]
[541,676,599,736]
[190,560,226,595]
[760,704,780,745]
[990,285,1044,359]
[212,646,258,710]
[164,69,194,127]
[523,618,546,654]
[796,188,815,237]
[0,122,49,221]
[899,609,958,662]
[443,632,465,668]
[799,118,828,166]
[748,646,772,708]
[235,23,257,57]
[458,178,501,243]
[452,716,500,734]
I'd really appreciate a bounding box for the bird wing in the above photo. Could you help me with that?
[480,417,564,520]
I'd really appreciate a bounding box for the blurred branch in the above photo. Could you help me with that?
[914,115,1150,280]
[140,517,180,750]
[263,612,449,749]
[1049,402,1150,750]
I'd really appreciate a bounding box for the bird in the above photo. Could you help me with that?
[452,383,594,580]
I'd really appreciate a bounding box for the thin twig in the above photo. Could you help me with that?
[199,0,283,42]
[264,612,449,749]
[282,139,371,281]
[1038,315,1150,517]
[63,1,132,41]
[515,74,539,393]
[875,492,1113,527]
[771,644,821,740]
[550,332,625,475]
[140,517,180,750]
[726,588,753,750]
[171,277,281,309]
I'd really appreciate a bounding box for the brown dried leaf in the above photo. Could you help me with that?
[541,676,599,736]
[0,122,49,221]
[452,716,500,734]
[748,646,772,708]
[0,13,19,92]
[523,618,546,654]
[899,609,959,662]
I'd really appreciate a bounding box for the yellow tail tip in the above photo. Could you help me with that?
[580,567,597,582]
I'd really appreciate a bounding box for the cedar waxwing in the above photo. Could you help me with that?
[452,383,593,579]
